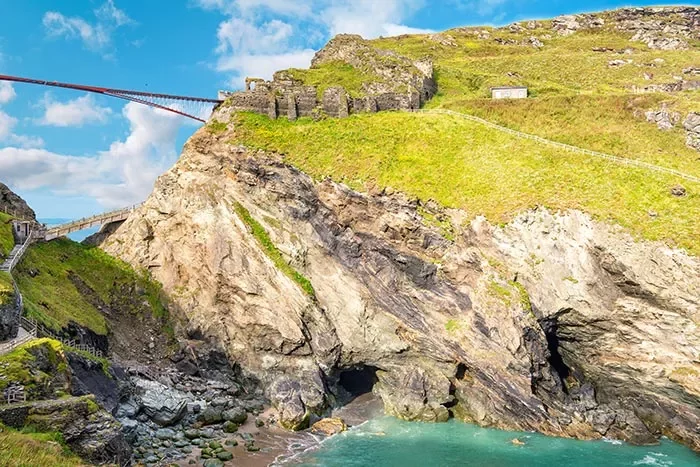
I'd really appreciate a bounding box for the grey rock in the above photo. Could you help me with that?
[222,407,247,424]
[104,127,700,451]
[198,406,224,425]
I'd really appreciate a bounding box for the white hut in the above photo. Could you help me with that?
[490,86,528,99]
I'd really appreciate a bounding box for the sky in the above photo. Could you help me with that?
[0,0,687,221]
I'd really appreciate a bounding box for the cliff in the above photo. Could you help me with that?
[102,127,700,449]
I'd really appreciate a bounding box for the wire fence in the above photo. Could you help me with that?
[412,108,700,185]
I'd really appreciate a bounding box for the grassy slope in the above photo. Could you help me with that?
[230,13,700,254]
[0,271,13,307]
[0,212,15,258]
[14,239,166,336]
[0,424,84,467]
[234,112,698,253]
[287,61,379,98]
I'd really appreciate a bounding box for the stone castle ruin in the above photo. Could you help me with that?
[217,35,437,121]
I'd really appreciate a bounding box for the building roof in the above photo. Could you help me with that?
[490,86,528,90]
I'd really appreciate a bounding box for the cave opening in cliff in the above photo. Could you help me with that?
[338,365,379,400]
[541,318,572,392]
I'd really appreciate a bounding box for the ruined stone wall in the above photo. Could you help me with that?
[216,34,437,122]
[220,79,429,121]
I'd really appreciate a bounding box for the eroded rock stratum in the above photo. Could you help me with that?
[103,128,699,450]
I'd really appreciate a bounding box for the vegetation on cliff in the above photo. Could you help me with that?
[14,239,168,336]
[0,338,110,396]
[0,423,83,467]
[0,212,15,258]
[229,9,699,254]
[233,202,316,297]
[233,110,699,253]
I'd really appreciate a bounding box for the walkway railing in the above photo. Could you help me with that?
[413,109,700,184]
[19,315,104,359]
[0,206,32,221]
[2,385,26,404]
[0,230,36,272]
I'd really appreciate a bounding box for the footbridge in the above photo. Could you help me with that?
[42,204,140,241]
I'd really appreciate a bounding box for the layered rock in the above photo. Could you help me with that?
[0,182,35,221]
[102,127,700,450]
[684,112,700,151]
[550,7,699,50]
[0,396,131,464]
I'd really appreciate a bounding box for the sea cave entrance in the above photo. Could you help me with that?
[338,365,379,402]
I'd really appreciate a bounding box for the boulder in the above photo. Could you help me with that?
[198,405,224,425]
[645,106,680,130]
[311,417,347,436]
[683,112,700,151]
[222,406,247,424]
[270,378,310,431]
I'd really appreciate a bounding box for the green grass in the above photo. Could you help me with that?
[233,202,316,297]
[0,338,109,395]
[208,120,228,133]
[0,212,15,258]
[0,271,14,306]
[445,319,461,333]
[232,111,700,254]
[0,423,83,467]
[510,281,532,313]
[287,61,380,98]
[0,338,68,394]
[14,238,168,336]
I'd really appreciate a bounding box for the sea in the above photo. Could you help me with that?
[289,416,699,467]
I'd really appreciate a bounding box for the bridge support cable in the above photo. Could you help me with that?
[0,74,223,123]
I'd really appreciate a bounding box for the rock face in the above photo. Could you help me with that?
[683,112,700,151]
[103,128,700,450]
[0,283,19,341]
[551,7,699,49]
[0,396,131,464]
[0,182,35,221]
[217,34,436,122]
[645,105,680,130]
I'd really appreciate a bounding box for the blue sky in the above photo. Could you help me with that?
[0,0,686,220]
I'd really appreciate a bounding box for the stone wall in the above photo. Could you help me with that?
[214,34,437,122]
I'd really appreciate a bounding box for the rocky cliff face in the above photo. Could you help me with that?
[103,127,700,450]
[0,182,35,221]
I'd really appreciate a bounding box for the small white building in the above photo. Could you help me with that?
[490,86,528,99]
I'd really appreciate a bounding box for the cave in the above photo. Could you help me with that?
[539,317,573,393]
[338,365,379,401]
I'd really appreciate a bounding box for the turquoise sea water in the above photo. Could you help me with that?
[295,417,699,467]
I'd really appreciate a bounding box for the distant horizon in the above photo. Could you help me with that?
[0,0,691,219]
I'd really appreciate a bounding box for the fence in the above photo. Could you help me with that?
[413,109,700,185]
[19,315,104,359]
[0,229,36,272]
[0,206,32,222]
[3,385,26,404]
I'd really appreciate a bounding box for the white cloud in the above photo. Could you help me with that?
[0,82,16,105]
[217,50,316,85]
[43,1,134,56]
[0,102,182,208]
[321,0,429,38]
[38,94,112,127]
[95,0,134,27]
[196,0,429,87]
[0,110,15,140]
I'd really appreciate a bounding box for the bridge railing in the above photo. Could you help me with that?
[44,203,142,239]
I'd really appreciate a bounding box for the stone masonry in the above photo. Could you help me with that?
[217,34,437,121]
